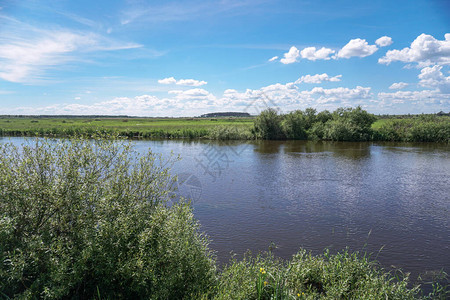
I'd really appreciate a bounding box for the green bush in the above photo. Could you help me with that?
[0,136,216,299]
[208,126,253,140]
[376,117,450,143]
[253,107,378,141]
[322,107,377,141]
[281,111,309,140]
[214,249,437,300]
[253,108,285,140]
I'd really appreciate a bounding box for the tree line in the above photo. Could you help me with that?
[253,107,449,143]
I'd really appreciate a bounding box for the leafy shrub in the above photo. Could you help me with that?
[281,111,309,140]
[0,136,216,299]
[253,108,285,140]
[376,117,450,143]
[322,107,377,141]
[254,107,377,141]
[208,126,253,140]
[215,249,426,299]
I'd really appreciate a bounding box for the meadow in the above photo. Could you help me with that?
[0,116,254,139]
[1,108,449,143]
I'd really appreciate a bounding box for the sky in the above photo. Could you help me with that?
[0,0,449,116]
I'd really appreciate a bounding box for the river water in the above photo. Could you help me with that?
[2,137,449,283]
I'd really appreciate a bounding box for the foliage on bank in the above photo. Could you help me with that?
[253,107,449,142]
[1,137,448,299]
[0,108,449,142]
[253,106,378,142]
[374,115,450,143]
[215,249,440,300]
[0,137,216,299]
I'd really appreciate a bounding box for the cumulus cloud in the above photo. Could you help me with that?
[389,82,409,90]
[158,77,207,86]
[176,78,207,86]
[168,88,215,102]
[305,86,371,103]
[279,37,384,64]
[300,47,335,61]
[418,65,450,92]
[220,83,372,111]
[268,56,278,62]
[295,73,342,84]
[337,38,378,59]
[280,46,300,64]
[378,33,450,66]
[9,77,450,116]
[375,36,393,47]
[158,77,177,84]
[378,89,450,104]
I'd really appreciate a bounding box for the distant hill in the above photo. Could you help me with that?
[199,112,251,118]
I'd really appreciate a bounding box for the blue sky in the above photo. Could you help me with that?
[0,0,449,116]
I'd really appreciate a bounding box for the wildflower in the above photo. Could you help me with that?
[264,281,268,286]
[297,293,300,297]
[259,267,266,274]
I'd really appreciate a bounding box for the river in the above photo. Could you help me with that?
[2,137,449,284]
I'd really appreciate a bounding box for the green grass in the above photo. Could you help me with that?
[1,114,448,142]
[214,249,448,299]
[371,119,390,130]
[0,116,254,139]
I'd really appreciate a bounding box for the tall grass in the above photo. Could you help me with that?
[1,112,449,142]
[374,116,450,143]
[213,249,448,299]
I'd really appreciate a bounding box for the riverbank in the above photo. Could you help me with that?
[1,109,449,142]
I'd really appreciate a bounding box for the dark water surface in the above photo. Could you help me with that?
[2,138,449,283]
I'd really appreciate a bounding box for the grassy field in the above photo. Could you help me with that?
[1,115,448,142]
[0,116,391,134]
[0,116,254,139]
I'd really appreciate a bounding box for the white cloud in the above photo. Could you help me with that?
[378,89,450,104]
[418,65,450,92]
[158,77,207,86]
[168,88,215,101]
[8,79,450,116]
[300,47,335,61]
[219,83,372,112]
[0,19,141,83]
[337,38,378,59]
[158,77,177,84]
[176,78,207,86]
[280,46,300,64]
[268,56,278,62]
[295,73,342,84]
[375,36,393,47]
[280,37,383,64]
[389,82,409,90]
[379,33,450,66]
[305,86,371,103]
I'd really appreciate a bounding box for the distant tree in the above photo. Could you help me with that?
[281,111,308,139]
[323,106,377,141]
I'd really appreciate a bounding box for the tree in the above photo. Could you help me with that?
[253,108,285,140]
[323,106,377,141]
